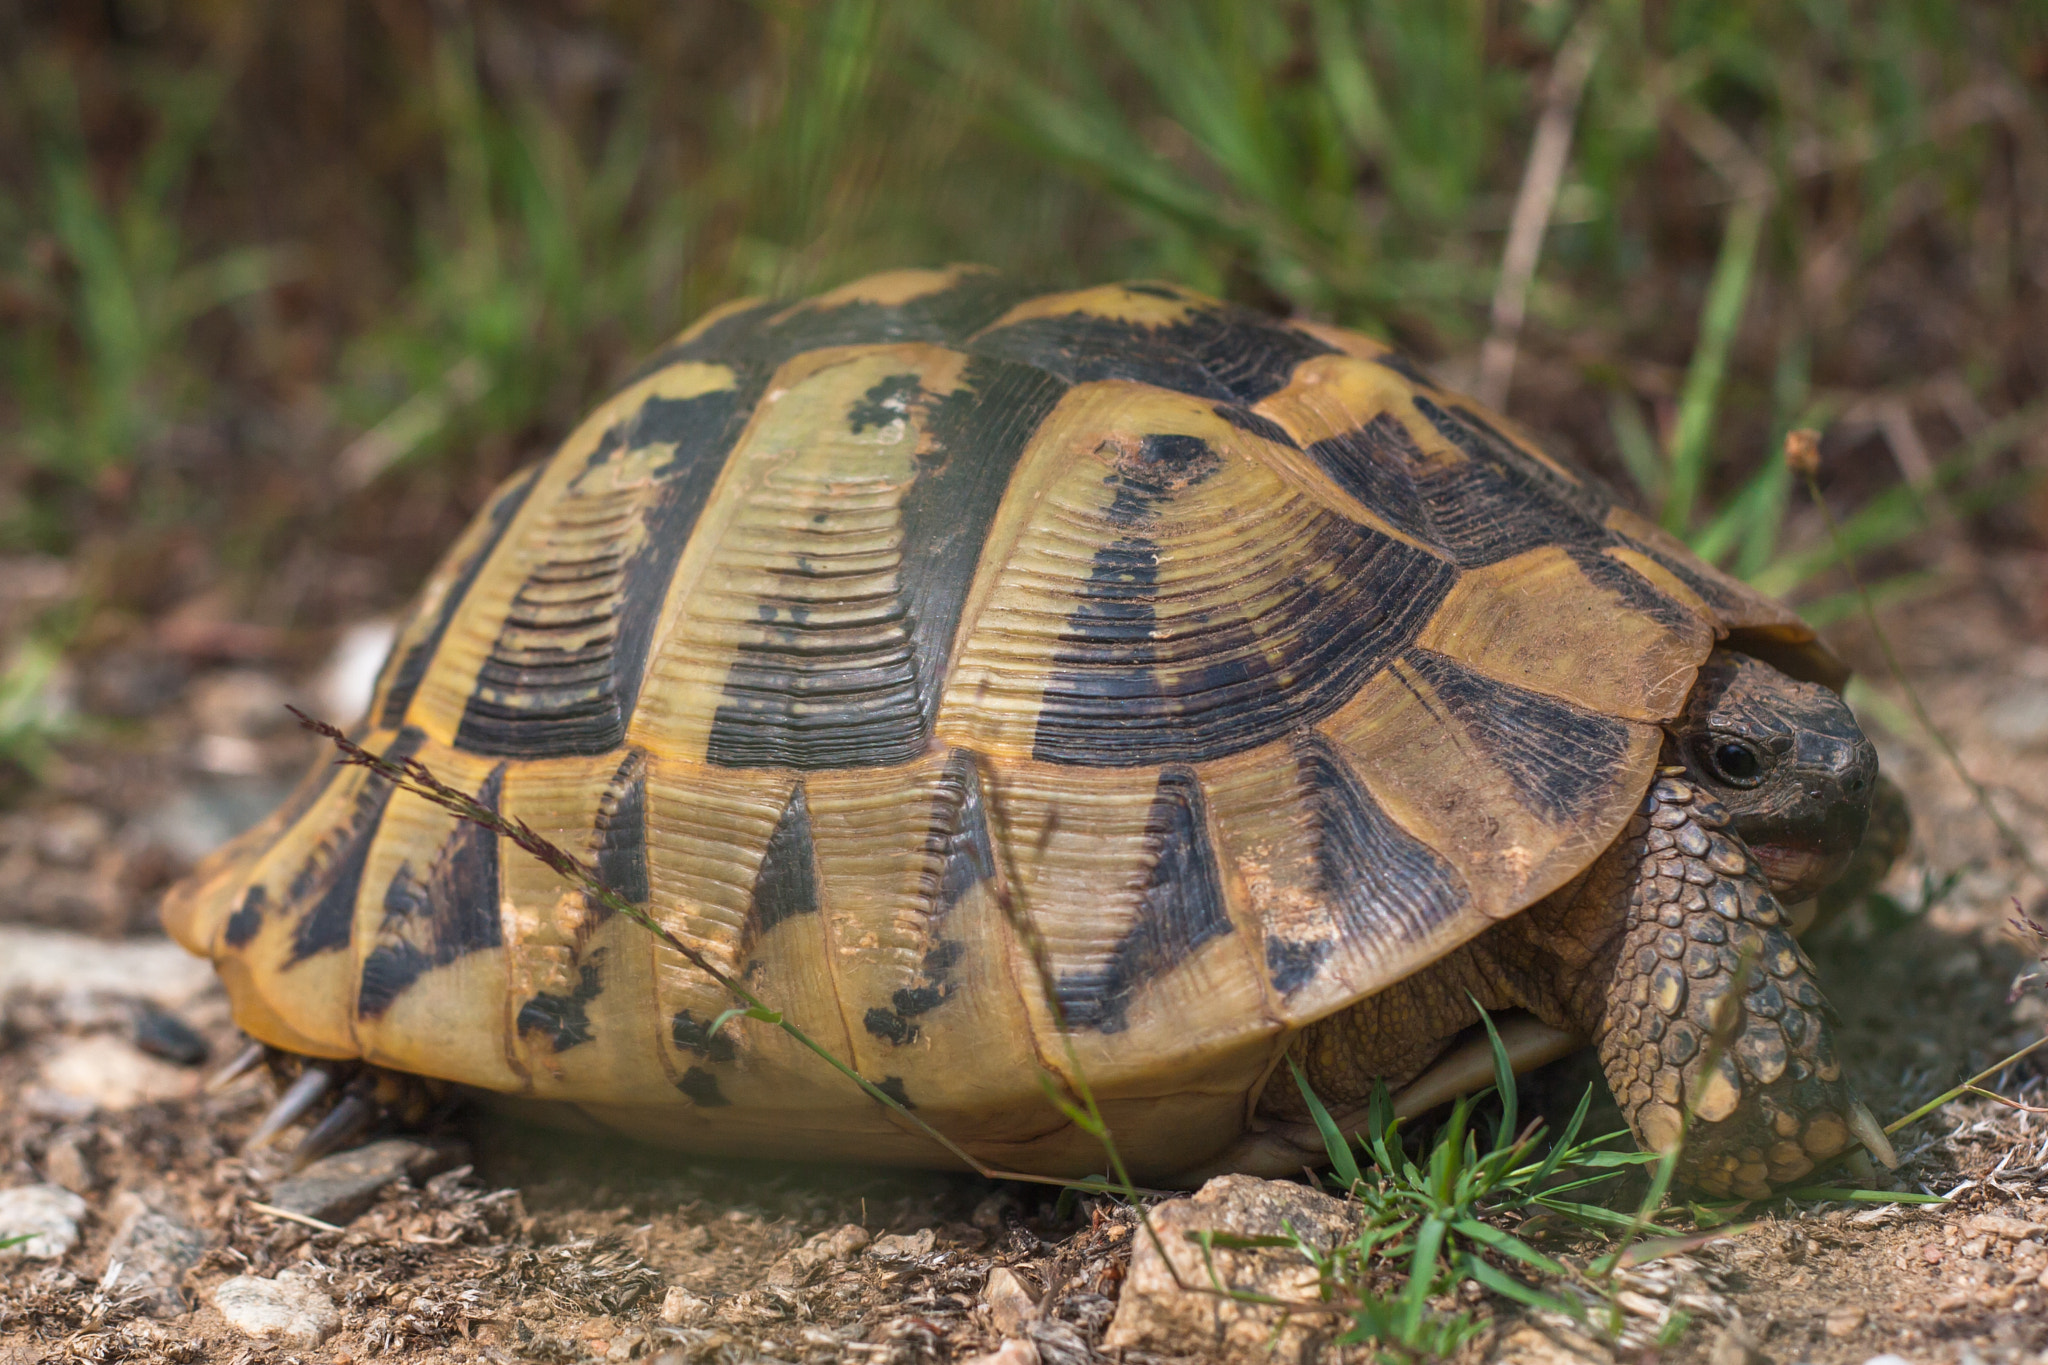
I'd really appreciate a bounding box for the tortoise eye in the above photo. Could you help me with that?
[1705,739,1765,788]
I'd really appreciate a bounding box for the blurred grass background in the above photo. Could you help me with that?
[2,0,2046,785]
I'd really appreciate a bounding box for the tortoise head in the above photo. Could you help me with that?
[1666,648,1878,902]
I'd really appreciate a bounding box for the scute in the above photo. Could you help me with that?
[160,267,1835,1179]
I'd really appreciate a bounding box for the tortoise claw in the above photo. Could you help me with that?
[289,1087,377,1171]
[247,1066,332,1150]
[206,1040,267,1094]
[1848,1099,1899,1169]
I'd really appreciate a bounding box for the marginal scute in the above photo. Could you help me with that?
[1410,544,1711,722]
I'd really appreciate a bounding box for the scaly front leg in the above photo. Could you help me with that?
[1592,770,1887,1198]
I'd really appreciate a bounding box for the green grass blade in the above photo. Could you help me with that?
[1779,1186,1947,1204]
[1403,1215,1448,1330]
[1289,1055,1362,1189]
[1458,1251,1582,1317]
[1607,390,1665,507]
[1451,1218,1571,1278]
[1472,997,1516,1148]
[1662,192,1767,534]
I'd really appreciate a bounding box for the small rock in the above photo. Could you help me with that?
[1491,1323,1614,1365]
[104,1193,210,1316]
[0,1183,88,1260]
[984,1265,1039,1337]
[605,1325,654,1361]
[1104,1174,1358,1365]
[1860,1357,1914,1365]
[34,1032,201,1111]
[1965,1212,2047,1241]
[131,1005,209,1066]
[961,1341,1040,1365]
[1921,1242,1943,1264]
[868,1228,936,1260]
[1706,1326,1771,1365]
[35,805,110,866]
[212,1270,339,1348]
[42,1128,98,1194]
[824,1222,870,1259]
[972,1191,1021,1231]
[766,1222,873,1285]
[266,1137,463,1224]
[0,927,216,1008]
[658,1286,711,1325]
[1824,1306,1867,1337]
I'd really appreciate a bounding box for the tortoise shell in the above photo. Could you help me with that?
[163,267,1834,1180]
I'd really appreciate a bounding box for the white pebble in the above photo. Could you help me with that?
[211,1271,339,1348]
[0,1184,87,1260]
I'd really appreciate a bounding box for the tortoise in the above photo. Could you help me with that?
[164,266,1902,1198]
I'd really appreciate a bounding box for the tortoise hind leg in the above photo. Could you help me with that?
[1585,770,1885,1198]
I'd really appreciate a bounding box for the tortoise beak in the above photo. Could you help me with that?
[1748,842,1856,902]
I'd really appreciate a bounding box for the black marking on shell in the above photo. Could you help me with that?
[969,299,1334,404]
[1055,765,1233,1032]
[1297,731,1471,962]
[873,1076,916,1109]
[455,386,740,758]
[1212,403,1299,448]
[285,727,427,965]
[355,941,433,1020]
[1611,529,1763,622]
[589,749,649,915]
[1400,648,1637,825]
[1574,546,1708,637]
[704,357,1067,770]
[355,762,507,1019]
[862,752,994,1046]
[677,1067,729,1107]
[637,269,1037,388]
[1032,441,1456,766]
[1403,395,1610,566]
[377,468,540,728]
[516,958,603,1052]
[748,781,820,939]
[863,1008,917,1046]
[1266,938,1333,995]
[1301,413,1437,546]
[671,1009,739,1062]
[224,885,266,949]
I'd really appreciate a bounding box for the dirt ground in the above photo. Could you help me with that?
[1,564,2046,1365]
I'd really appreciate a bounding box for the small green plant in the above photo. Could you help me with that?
[1191,1013,1667,1356]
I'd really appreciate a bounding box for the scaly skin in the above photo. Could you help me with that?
[1592,771,1855,1198]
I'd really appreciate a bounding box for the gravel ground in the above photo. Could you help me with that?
[1,569,2045,1365]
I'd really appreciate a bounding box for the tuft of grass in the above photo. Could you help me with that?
[1220,1013,1670,1355]
[2,52,278,505]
